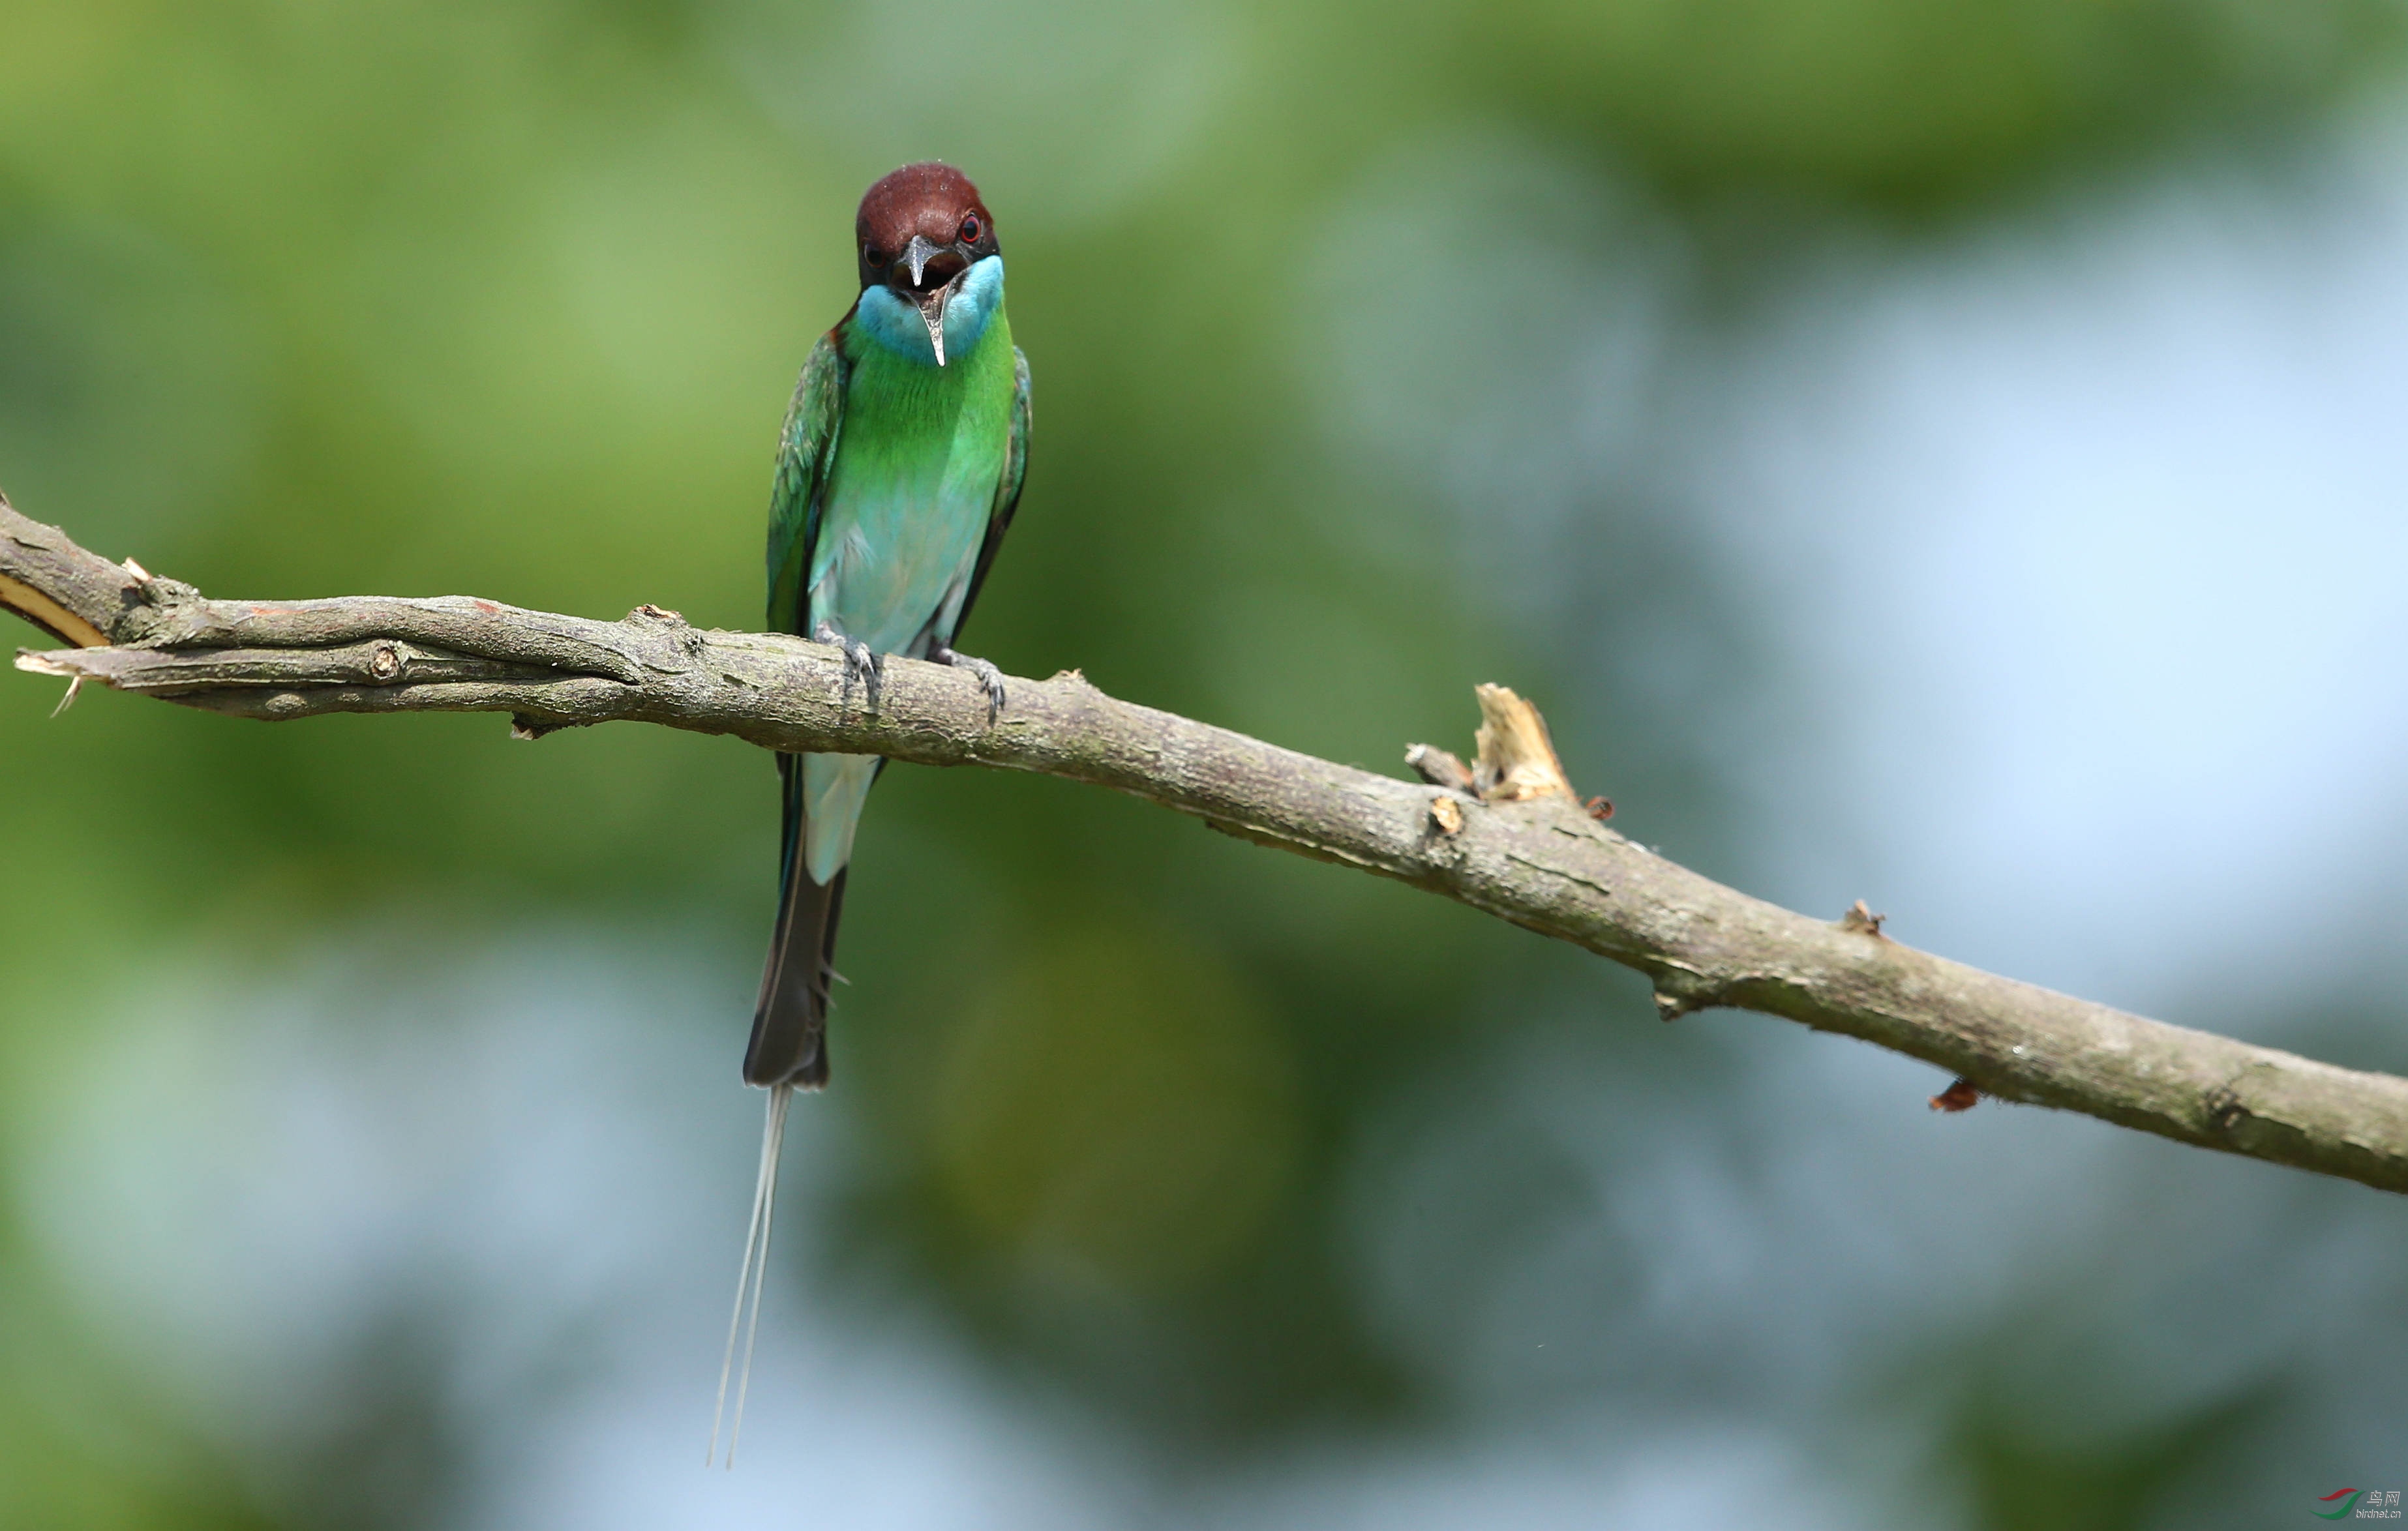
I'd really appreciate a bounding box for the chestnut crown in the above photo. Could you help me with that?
[855,162,999,295]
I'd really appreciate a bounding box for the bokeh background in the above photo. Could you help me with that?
[7,1,2408,1525]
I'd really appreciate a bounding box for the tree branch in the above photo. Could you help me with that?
[8,491,2408,1195]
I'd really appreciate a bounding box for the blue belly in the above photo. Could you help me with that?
[798,429,997,884]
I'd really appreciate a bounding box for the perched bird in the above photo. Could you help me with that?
[711,162,1030,1465]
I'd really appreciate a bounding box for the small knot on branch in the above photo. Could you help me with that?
[1652,971,1723,1022]
[627,602,706,662]
[1427,794,1464,835]
[2203,1086,2250,1135]
[117,571,209,648]
[1929,1078,1979,1112]
[1839,900,1888,938]
[510,713,565,741]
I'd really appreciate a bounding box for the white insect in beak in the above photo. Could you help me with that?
[900,233,953,366]
[920,297,948,367]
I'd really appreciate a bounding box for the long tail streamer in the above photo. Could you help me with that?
[708,1082,793,1469]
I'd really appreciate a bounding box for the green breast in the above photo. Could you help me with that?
[811,305,1016,657]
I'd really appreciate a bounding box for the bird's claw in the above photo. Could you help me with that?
[931,644,1007,725]
[815,619,884,716]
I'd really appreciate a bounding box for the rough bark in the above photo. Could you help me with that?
[8,493,2407,1195]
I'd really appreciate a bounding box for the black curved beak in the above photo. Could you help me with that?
[895,234,971,365]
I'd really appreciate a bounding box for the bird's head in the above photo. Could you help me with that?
[856,162,999,366]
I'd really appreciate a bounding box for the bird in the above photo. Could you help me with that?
[710,162,1030,1466]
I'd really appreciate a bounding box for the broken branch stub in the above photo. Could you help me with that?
[1840,900,1889,939]
[1471,683,1574,803]
[0,490,116,648]
[1404,741,1476,794]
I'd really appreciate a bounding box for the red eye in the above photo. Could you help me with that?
[958,215,982,244]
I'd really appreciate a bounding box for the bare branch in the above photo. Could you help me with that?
[8,492,2408,1195]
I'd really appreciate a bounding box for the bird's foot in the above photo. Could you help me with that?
[813,618,884,715]
[930,644,1006,724]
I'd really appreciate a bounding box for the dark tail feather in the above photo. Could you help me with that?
[745,754,845,1088]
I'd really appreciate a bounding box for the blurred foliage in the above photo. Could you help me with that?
[926,926,1299,1292]
[1,0,2398,1523]
[1484,0,2408,213]
[1941,1372,2272,1531]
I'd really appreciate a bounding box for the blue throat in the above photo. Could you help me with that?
[854,255,1004,366]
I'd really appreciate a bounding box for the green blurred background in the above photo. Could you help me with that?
[8,1,2408,1526]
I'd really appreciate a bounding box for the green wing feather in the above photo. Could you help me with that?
[952,345,1031,641]
[767,330,847,637]
[760,329,845,933]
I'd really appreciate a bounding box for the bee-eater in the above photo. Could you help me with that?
[711,162,1029,1464]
